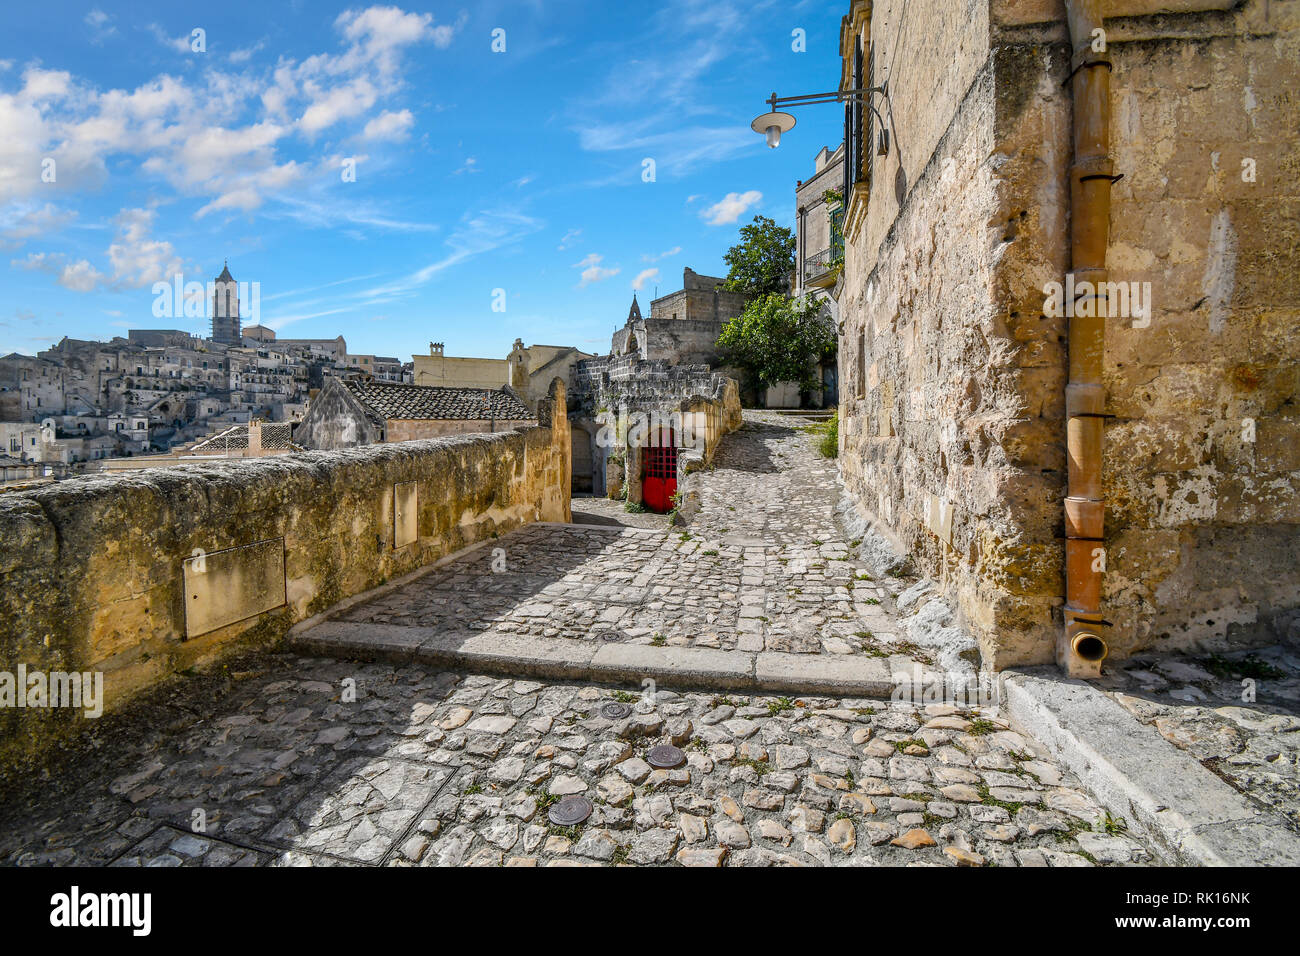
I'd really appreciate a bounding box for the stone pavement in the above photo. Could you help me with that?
[1097,645,1300,831]
[320,412,921,662]
[0,412,1158,866]
[0,652,1149,867]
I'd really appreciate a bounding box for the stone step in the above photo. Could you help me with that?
[290,619,905,699]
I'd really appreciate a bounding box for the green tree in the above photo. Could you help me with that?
[721,216,796,296]
[716,293,836,393]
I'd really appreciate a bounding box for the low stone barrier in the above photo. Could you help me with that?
[0,382,571,778]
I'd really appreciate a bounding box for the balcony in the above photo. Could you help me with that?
[801,247,837,288]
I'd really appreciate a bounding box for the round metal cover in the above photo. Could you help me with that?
[593,628,624,643]
[646,744,686,769]
[600,701,633,720]
[548,795,593,827]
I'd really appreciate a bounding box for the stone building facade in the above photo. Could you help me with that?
[612,267,750,366]
[836,0,1299,670]
[568,354,741,505]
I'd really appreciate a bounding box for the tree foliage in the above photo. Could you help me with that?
[716,293,836,393]
[721,216,795,296]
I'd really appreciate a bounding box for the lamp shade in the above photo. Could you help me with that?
[750,111,796,148]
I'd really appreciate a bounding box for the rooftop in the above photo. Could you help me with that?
[341,380,534,423]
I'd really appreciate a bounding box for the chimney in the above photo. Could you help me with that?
[247,419,262,457]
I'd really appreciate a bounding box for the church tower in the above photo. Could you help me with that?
[627,294,642,323]
[211,260,240,345]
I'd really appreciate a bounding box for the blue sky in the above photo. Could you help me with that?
[0,0,847,359]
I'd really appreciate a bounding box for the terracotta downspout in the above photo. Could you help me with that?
[1061,0,1113,678]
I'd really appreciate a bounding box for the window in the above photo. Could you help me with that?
[844,39,874,202]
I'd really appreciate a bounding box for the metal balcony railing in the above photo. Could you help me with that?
[802,247,833,279]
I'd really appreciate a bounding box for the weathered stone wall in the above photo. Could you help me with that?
[839,0,1023,663]
[0,383,572,776]
[570,356,741,500]
[838,0,1300,668]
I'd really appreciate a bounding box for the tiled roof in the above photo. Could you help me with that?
[341,380,534,422]
[188,421,300,453]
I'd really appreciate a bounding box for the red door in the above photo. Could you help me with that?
[642,432,678,513]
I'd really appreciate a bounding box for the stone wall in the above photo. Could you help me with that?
[837,0,1300,669]
[570,355,741,501]
[0,382,572,777]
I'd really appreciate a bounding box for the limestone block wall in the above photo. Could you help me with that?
[840,0,1030,664]
[0,383,572,777]
[1019,0,1300,657]
[838,0,1300,668]
[570,356,741,500]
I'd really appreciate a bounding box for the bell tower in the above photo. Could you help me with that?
[211,260,240,345]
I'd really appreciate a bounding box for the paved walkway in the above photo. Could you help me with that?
[0,412,1155,866]
[324,412,913,663]
[0,652,1147,867]
[1098,646,1300,831]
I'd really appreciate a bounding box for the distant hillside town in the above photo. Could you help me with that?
[0,262,410,476]
[0,259,806,504]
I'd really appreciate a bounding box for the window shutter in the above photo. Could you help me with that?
[843,103,852,201]
[851,41,864,186]
[866,45,876,190]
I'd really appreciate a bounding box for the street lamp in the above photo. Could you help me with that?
[750,83,890,153]
[751,110,796,149]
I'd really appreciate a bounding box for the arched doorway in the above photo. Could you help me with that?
[571,426,593,493]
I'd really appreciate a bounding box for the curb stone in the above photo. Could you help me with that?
[1001,669,1300,866]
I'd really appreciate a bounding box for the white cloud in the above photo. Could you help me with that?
[334,6,460,74]
[229,43,265,65]
[452,156,479,175]
[363,207,544,299]
[362,108,414,141]
[641,246,680,263]
[702,190,762,226]
[0,203,77,247]
[12,206,180,291]
[299,77,378,136]
[85,9,117,43]
[557,228,581,251]
[632,268,658,291]
[58,258,106,292]
[13,252,105,292]
[575,253,619,288]
[146,24,194,54]
[0,5,450,219]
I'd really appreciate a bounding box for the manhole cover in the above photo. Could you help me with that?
[600,701,633,720]
[548,795,593,827]
[646,744,686,769]
[593,628,624,643]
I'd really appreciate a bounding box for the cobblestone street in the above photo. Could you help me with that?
[0,413,1156,867]
[0,654,1149,867]
[335,412,914,659]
